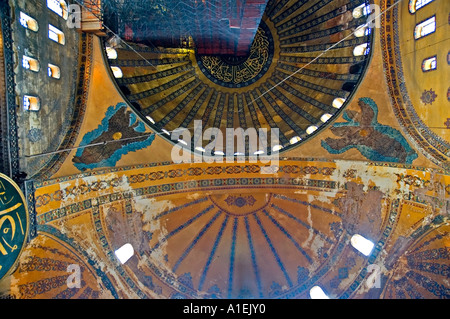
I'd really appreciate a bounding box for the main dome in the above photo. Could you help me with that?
[103,0,374,156]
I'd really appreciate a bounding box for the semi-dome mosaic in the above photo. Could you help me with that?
[103,0,374,156]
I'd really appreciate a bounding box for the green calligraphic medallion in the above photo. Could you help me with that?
[0,173,29,280]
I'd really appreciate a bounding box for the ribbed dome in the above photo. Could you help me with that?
[104,0,374,155]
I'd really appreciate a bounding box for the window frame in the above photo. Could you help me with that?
[47,0,69,20]
[48,24,65,45]
[19,12,39,32]
[409,0,435,14]
[421,55,437,72]
[353,43,370,57]
[23,95,41,112]
[48,63,61,79]
[22,55,40,72]
[414,15,436,40]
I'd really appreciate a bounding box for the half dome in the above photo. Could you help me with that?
[103,0,374,156]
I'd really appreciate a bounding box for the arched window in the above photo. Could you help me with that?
[350,234,375,256]
[289,136,301,145]
[320,113,332,123]
[306,125,318,135]
[23,95,40,111]
[354,25,371,38]
[353,43,369,56]
[19,12,39,32]
[48,63,61,79]
[309,286,329,299]
[47,0,68,20]
[195,146,206,153]
[414,16,436,40]
[22,56,40,72]
[421,56,437,72]
[114,243,134,264]
[111,66,123,78]
[106,47,118,59]
[146,115,155,124]
[409,0,434,14]
[332,98,346,109]
[48,24,65,45]
[272,144,283,152]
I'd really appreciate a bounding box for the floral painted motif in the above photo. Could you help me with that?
[420,89,437,105]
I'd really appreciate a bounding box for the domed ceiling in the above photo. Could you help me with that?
[103,0,374,156]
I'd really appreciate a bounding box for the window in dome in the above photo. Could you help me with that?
[350,234,375,256]
[352,4,372,19]
[353,43,369,56]
[320,113,332,123]
[414,16,436,39]
[309,286,329,299]
[48,63,61,79]
[421,56,437,72]
[114,243,134,264]
[289,136,301,145]
[146,116,155,124]
[354,25,371,38]
[306,125,318,135]
[106,47,118,59]
[22,56,40,72]
[23,95,40,111]
[19,12,39,32]
[47,0,68,20]
[48,24,65,45]
[409,0,434,14]
[111,66,123,78]
[332,98,346,109]
[272,144,283,152]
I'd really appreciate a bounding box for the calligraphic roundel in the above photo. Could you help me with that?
[0,173,29,280]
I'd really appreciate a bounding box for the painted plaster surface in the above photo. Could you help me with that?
[6,160,446,299]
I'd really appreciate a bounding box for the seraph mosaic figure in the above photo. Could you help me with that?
[321,97,418,164]
[72,103,155,170]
